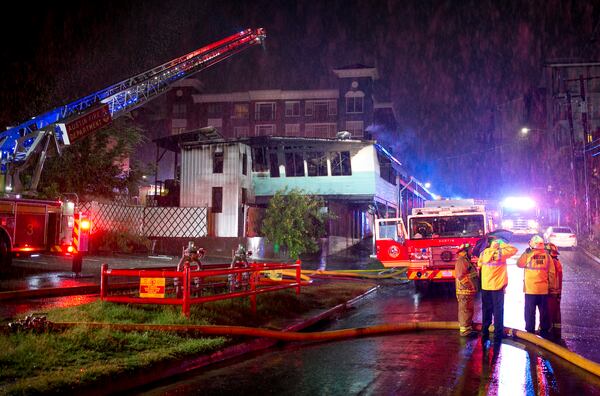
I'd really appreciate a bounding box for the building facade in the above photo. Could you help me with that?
[150,65,432,254]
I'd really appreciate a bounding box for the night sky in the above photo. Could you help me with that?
[1,1,599,198]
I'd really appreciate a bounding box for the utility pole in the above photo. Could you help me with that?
[580,75,592,233]
[566,90,581,234]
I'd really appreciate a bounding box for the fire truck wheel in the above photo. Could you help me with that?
[0,237,12,272]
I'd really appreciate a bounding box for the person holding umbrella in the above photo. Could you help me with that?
[477,238,518,343]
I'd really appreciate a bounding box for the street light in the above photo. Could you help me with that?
[520,127,530,135]
[424,182,431,189]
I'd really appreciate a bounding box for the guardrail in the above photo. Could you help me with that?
[100,261,302,317]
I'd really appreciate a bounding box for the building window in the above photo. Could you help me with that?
[213,150,224,173]
[345,91,364,114]
[241,188,247,204]
[269,152,280,177]
[285,123,300,136]
[171,127,186,135]
[172,103,187,116]
[233,103,249,119]
[330,151,352,176]
[345,121,364,137]
[306,152,328,176]
[207,103,222,116]
[255,102,276,121]
[242,152,248,175]
[234,126,249,137]
[211,187,223,213]
[285,101,300,117]
[255,124,275,136]
[305,100,336,118]
[305,123,337,138]
[252,147,268,172]
[285,152,305,177]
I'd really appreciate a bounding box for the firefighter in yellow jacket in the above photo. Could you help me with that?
[546,242,563,338]
[516,235,552,336]
[477,238,518,342]
[455,243,479,336]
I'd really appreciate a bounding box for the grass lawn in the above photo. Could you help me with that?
[0,279,376,395]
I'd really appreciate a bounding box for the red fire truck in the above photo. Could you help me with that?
[0,197,82,269]
[375,199,495,284]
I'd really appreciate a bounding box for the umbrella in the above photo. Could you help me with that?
[471,229,514,258]
[486,229,514,242]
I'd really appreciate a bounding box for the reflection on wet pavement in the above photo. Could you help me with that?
[134,243,600,395]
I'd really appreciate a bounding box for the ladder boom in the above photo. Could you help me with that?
[0,28,266,183]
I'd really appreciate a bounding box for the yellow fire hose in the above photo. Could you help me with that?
[49,320,600,378]
[291,268,408,280]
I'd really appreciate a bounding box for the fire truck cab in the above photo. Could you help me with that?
[375,199,494,283]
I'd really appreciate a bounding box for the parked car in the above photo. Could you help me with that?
[543,226,577,249]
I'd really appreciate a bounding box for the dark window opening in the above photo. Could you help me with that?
[212,187,223,213]
[252,147,268,172]
[241,188,247,204]
[331,151,352,176]
[306,152,328,176]
[242,153,248,175]
[285,152,305,177]
[213,151,224,173]
[377,152,396,185]
[269,153,280,177]
[207,103,222,116]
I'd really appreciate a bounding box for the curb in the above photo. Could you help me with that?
[0,286,99,301]
[83,284,381,396]
[581,248,600,265]
[0,282,138,301]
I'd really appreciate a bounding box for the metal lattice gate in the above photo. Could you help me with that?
[80,202,208,238]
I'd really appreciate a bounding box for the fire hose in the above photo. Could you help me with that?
[276,268,408,280]
[14,318,600,378]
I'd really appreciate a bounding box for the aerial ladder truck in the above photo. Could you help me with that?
[0,28,266,270]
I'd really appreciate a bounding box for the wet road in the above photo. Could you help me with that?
[0,253,179,322]
[132,242,600,395]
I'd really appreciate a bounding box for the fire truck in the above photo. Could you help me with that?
[375,199,495,284]
[0,28,266,271]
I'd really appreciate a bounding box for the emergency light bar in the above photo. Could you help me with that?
[501,196,536,210]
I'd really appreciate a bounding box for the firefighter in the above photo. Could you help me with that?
[516,235,552,337]
[477,238,518,343]
[546,242,563,339]
[455,243,479,336]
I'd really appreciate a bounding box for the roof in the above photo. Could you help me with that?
[153,127,223,152]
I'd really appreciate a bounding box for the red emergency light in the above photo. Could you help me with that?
[80,219,91,231]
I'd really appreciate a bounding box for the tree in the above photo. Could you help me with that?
[35,116,149,201]
[261,188,332,260]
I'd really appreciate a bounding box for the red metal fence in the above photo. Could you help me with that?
[100,261,302,317]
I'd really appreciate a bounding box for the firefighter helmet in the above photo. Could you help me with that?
[546,243,559,257]
[457,243,471,253]
[529,235,544,249]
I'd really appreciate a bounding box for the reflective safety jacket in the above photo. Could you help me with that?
[477,243,518,291]
[517,248,552,294]
[455,252,478,295]
[548,257,563,295]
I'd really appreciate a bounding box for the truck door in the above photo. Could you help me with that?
[375,217,410,267]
